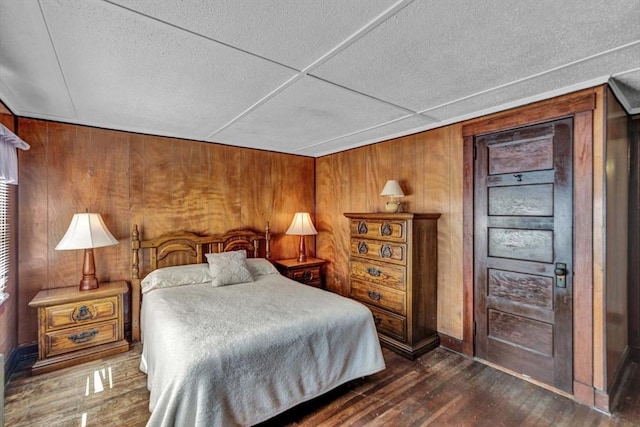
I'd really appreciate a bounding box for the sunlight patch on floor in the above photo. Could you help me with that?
[85,366,113,396]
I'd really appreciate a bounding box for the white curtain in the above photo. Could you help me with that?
[0,124,30,185]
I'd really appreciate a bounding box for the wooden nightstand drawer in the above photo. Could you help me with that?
[45,296,119,330]
[351,279,406,315]
[289,266,322,287]
[274,258,326,289]
[45,319,119,357]
[367,304,406,343]
[349,239,406,265]
[351,259,406,290]
[349,219,407,242]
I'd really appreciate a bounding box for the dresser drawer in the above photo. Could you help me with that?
[351,259,406,291]
[350,219,407,242]
[350,239,406,265]
[351,279,406,315]
[45,296,119,331]
[367,304,406,343]
[44,319,119,357]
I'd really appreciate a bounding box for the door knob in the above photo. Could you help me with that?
[555,262,567,288]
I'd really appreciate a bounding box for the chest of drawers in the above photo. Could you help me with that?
[29,281,130,374]
[344,213,440,359]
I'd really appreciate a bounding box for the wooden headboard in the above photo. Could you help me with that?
[130,224,271,341]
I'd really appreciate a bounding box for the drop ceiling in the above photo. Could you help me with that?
[1,0,639,157]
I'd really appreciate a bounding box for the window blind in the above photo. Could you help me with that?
[0,181,8,305]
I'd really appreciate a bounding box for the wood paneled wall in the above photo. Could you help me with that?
[316,125,464,340]
[604,88,630,387]
[16,119,315,345]
[0,107,18,361]
[629,115,640,363]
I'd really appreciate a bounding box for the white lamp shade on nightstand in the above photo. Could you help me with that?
[56,213,119,291]
[286,212,318,236]
[56,213,119,250]
[286,212,318,262]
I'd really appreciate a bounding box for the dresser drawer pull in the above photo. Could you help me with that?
[357,221,368,234]
[366,267,382,277]
[381,222,392,236]
[373,315,383,325]
[379,244,392,258]
[367,290,382,301]
[72,305,94,321]
[68,329,98,344]
[357,242,368,254]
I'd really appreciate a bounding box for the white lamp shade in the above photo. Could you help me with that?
[380,180,404,197]
[55,213,119,250]
[286,212,318,236]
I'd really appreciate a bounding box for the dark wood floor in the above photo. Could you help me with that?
[4,344,639,426]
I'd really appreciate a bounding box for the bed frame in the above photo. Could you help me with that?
[130,224,271,341]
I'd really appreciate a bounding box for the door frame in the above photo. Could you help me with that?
[461,88,599,406]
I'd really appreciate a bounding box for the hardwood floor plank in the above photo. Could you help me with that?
[5,345,638,426]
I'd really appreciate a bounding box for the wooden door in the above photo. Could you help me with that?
[474,118,573,392]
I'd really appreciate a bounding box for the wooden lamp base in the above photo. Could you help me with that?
[79,248,99,291]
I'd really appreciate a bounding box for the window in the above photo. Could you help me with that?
[0,181,8,305]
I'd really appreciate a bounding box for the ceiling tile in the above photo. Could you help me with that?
[312,0,640,112]
[38,0,297,140]
[107,0,399,70]
[0,0,75,119]
[424,42,640,122]
[211,76,412,152]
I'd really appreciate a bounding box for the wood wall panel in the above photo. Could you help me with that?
[592,88,606,392]
[17,119,315,345]
[629,115,640,362]
[604,87,629,391]
[316,126,464,339]
[17,119,49,344]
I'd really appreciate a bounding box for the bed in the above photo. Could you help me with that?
[130,224,386,427]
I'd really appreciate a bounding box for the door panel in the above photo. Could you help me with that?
[488,184,553,216]
[474,118,573,392]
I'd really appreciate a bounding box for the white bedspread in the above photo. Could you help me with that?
[140,274,385,427]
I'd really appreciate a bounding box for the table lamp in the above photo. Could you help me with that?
[380,180,405,213]
[55,213,119,291]
[286,212,318,262]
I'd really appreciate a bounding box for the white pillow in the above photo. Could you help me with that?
[141,263,211,294]
[246,258,280,276]
[205,250,254,287]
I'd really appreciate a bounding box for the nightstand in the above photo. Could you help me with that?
[29,281,130,375]
[274,258,326,288]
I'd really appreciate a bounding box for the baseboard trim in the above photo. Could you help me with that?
[4,343,37,385]
[439,333,464,354]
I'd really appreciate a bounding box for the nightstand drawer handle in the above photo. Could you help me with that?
[367,291,382,301]
[302,270,314,282]
[68,329,98,344]
[73,305,94,321]
[366,267,382,277]
[373,315,383,325]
